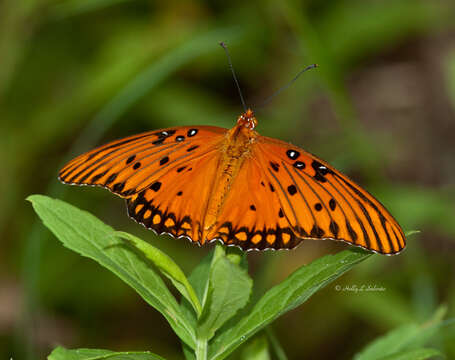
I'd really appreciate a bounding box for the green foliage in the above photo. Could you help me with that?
[375,348,444,360]
[48,347,165,360]
[240,335,270,360]
[354,306,446,360]
[116,231,202,317]
[27,195,196,349]
[197,245,253,340]
[208,247,372,359]
[29,195,449,359]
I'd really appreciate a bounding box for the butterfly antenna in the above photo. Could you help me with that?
[257,63,318,109]
[219,42,247,113]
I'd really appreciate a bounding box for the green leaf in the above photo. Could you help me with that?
[208,249,372,360]
[354,306,446,360]
[180,251,216,359]
[48,346,165,360]
[198,245,253,340]
[180,250,215,323]
[28,195,196,349]
[188,251,214,304]
[116,231,201,316]
[378,348,445,360]
[240,335,270,360]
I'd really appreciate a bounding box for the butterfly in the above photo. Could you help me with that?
[59,108,406,255]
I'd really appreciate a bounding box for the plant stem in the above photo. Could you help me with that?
[195,338,208,360]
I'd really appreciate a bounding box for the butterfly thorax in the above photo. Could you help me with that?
[201,111,259,239]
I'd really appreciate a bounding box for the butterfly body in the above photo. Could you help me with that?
[59,109,406,255]
[203,109,259,237]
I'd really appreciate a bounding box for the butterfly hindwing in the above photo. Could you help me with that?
[125,146,223,243]
[253,136,406,254]
[205,156,299,250]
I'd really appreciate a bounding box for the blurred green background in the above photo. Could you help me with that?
[1,0,455,359]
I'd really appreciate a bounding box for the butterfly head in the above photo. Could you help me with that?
[237,108,257,130]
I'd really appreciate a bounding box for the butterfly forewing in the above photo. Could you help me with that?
[253,136,406,254]
[59,126,226,197]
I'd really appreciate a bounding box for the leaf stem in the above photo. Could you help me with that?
[195,338,208,360]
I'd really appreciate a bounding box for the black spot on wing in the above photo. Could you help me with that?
[187,129,198,137]
[270,162,279,172]
[330,220,340,237]
[150,181,161,192]
[90,170,108,183]
[126,155,136,164]
[346,220,358,241]
[187,145,199,152]
[113,182,125,193]
[311,160,333,183]
[287,185,297,195]
[104,173,117,185]
[329,198,336,211]
[152,138,165,145]
[160,156,169,166]
[310,225,325,238]
[286,149,300,160]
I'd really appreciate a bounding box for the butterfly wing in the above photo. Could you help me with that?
[60,126,227,243]
[205,156,299,250]
[59,122,405,254]
[59,126,225,196]
[249,136,406,254]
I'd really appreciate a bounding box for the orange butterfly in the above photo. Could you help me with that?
[59,108,405,255]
